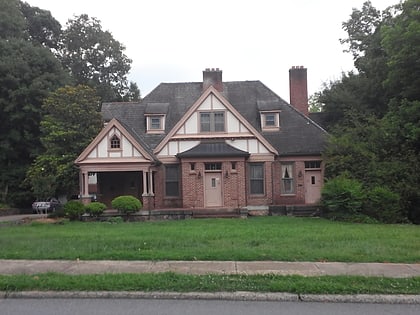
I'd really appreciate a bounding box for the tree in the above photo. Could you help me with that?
[26,85,103,197]
[319,0,420,223]
[59,14,139,102]
[381,0,420,100]
[0,0,70,206]
[20,1,62,51]
[0,0,26,39]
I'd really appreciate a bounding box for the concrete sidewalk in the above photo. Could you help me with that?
[1,259,420,278]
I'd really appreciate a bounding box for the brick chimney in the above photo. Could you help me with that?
[203,68,223,92]
[289,66,308,116]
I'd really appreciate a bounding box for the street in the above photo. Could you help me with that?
[1,299,419,315]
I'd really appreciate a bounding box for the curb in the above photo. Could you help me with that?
[1,291,420,304]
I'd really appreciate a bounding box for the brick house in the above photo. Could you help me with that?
[75,67,328,212]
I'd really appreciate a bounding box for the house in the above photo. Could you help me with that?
[75,67,328,214]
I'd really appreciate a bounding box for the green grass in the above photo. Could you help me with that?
[0,273,419,295]
[0,217,419,263]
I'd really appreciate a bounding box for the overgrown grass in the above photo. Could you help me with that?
[0,273,419,295]
[0,217,419,262]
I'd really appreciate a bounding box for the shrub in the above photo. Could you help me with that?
[364,186,402,223]
[111,195,142,214]
[85,202,107,217]
[64,200,85,220]
[321,176,365,217]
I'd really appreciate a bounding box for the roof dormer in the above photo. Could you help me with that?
[145,102,169,134]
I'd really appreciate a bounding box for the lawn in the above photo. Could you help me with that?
[0,217,419,263]
[1,273,419,295]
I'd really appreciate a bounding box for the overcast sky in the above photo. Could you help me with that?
[25,0,398,101]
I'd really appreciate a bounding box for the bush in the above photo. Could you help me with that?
[111,195,142,214]
[85,202,107,217]
[64,200,85,220]
[364,186,402,223]
[321,176,365,217]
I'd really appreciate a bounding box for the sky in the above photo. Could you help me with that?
[25,0,399,101]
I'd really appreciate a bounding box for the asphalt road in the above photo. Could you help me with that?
[1,299,419,315]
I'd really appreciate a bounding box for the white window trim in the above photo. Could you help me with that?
[199,111,226,133]
[260,111,280,131]
[146,115,165,133]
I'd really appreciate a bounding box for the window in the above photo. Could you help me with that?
[165,165,179,197]
[305,161,321,169]
[110,134,120,149]
[261,112,280,131]
[147,115,165,132]
[281,163,294,194]
[265,114,276,126]
[200,111,225,132]
[250,163,264,195]
[205,163,221,170]
[151,117,161,129]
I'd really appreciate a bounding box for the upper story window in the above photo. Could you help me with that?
[146,115,165,133]
[110,134,121,149]
[200,111,225,132]
[260,111,280,131]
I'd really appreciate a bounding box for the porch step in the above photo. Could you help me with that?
[269,205,321,217]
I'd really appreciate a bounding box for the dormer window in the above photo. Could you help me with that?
[110,134,121,149]
[260,111,280,131]
[146,115,165,133]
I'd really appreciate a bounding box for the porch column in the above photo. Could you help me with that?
[148,170,154,196]
[83,171,89,196]
[142,171,148,196]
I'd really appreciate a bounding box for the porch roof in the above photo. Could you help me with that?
[176,142,250,158]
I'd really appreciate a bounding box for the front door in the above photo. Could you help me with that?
[304,170,322,204]
[204,173,222,207]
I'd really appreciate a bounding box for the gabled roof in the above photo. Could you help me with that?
[101,80,328,157]
[75,118,156,164]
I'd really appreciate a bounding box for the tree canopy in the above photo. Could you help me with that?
[318,0,420,223]
[27,85,103,197]
[0,0,140,206]
[59,14,137,102]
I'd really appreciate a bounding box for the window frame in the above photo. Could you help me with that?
[199,111,226,133]
[165,164,180,197]
[281,163,295,195]
[109,134,121,150]
[249,163,265,195]
[260,111,280,131]
[146,115,165,133]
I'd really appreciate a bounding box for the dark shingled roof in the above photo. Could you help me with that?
[101,81,328,158]
[177,142,250,158]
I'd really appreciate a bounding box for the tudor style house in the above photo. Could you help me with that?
[75,67,328,212]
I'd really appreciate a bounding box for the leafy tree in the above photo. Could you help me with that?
[381,0,420,100]
[59,14,139,102]
[20,1,62,51]
[0,0,26,39]
[26,85,103,197]
[318,0,420,223]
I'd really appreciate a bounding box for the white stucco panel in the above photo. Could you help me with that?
[179,140,200,153]
[181,113,198,134]
[227,139,270,154]
[212,96,225,109]
[198,96,212,110]
[168,141,178,155]
[97,138,108,157]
